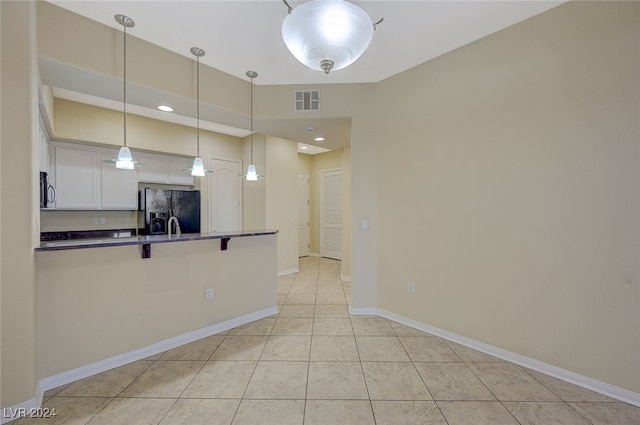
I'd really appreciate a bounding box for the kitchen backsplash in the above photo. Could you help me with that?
[40,210,138,232]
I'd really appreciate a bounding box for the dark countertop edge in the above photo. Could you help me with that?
[34,229,279,252]
[40,228,138,241]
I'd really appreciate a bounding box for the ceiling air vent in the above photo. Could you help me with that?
[294,90,320,112]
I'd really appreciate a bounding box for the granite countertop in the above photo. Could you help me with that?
[35,229,279,252]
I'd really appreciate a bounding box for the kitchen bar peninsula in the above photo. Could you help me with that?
[35,230,279,387]
[36,229,279,258]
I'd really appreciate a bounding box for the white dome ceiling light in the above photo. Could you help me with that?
[281,0,383,74]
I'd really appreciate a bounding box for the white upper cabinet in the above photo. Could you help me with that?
[50,142,136,210]
[49,143,194,210]
[168,158,194,186]
[137,154,194,186]
[100,151,137,209]
[39,125,50,174]
[137,155,168,184]
[51,144,100,209]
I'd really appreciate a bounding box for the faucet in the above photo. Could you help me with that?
[168,216,182,237]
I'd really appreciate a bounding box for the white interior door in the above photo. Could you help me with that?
[209,158,242,231]
[298,172,310,257]
[320,169,343,260]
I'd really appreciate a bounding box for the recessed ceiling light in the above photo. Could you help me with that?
[301,146,308,150]
[314,137,325,142]
[157,105,173,112]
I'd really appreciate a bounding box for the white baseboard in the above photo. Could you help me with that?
[376,308,640,408]
[277,268,299,276]
[350,307,378,315]
[3,306,280,423]
[37,306,278,394]
[7,304,637,424]
[309,252,321,257]
[340,275,352,282]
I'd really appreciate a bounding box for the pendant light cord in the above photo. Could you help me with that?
[244,70,258,179]
[196,54,200,157]
[250,74,254,164]
[123,23,128,148]
[189,47,205,159]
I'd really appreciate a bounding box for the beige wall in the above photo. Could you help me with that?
[341,148,352,278]
[37,235,277,377]
[37,1,249,127]
[40,210,137,232]
[55,98,242,159]
[1,1,39,407]
[367,1,640,393]
[298,153,311,173]
[242,134,266,230]
[265,136,299,273]
[349,86,378,309]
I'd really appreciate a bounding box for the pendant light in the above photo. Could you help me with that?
[103,14,143,169]
[183,47,212,176]
[281,0,383,74]
[243,71,262,181]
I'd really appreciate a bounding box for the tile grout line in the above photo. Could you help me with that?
[349,295,379,424]
[228,309,276,425]
[516,367,597,425]
[303,256,318,425]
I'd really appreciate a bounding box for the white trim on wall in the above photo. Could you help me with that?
[277,268,300,276]
[39,306,278,391]
[350,307,378,316]
[372,308,640,408]
[0,307,281,424]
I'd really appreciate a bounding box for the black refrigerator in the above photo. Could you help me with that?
[140,188,201,235]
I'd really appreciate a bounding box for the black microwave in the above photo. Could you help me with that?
[40,171,56,208]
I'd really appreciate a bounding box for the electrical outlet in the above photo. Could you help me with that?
[408,282,415,293]
[283,249,287,257]
[92,218,99,225]
[100,217,106,225]
[206,288,214,300]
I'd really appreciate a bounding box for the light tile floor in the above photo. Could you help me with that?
[13,257,640,425]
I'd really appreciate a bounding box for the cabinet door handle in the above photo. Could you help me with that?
[48,184,57,204]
